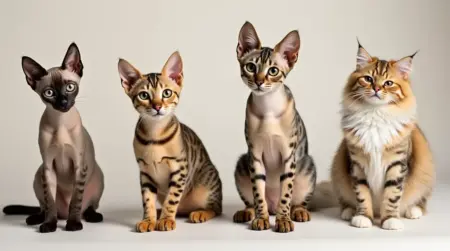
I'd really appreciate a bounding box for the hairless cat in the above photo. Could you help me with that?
[2,43,104,233]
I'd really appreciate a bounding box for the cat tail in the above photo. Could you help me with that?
[3,205,40,215]
[309,180,339,210]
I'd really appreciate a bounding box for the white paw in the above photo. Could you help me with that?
[382,218,404,230]
[405,206,422,219]
[350,215,372,228]
[340,207,355,221]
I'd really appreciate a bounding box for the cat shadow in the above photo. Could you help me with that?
[100,203,250,232]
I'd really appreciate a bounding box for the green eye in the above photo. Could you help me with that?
[268,67,279,76]
[245,63,256,73]
[162,89,172,98]
[384,80,394,87]
[138,92,149,100]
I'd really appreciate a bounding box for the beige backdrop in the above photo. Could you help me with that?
[0,0,448,209]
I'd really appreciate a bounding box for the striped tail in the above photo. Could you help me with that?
[3,205,40,215]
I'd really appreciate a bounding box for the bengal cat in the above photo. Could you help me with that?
[117,51,223,232]
[330,41,435,230]
[232,21,317,233]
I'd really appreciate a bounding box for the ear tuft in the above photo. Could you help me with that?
[356,39,373,69]
[162,51,183,86]
[274,30,301,68]
[117,58,142,93]
[21,56,48,90]
[393,52,417,80]
[237,21,262,59]
[62,42,83,77]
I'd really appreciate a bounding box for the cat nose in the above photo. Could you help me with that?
[60,99,68,107]
[255,81,264,86]
[372,85,380,92]
[152,105,161,111]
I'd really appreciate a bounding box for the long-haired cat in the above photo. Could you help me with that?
[117,51,222,232]
[330,41,435,230]
[232,21,317,233]
[2,43,105,233]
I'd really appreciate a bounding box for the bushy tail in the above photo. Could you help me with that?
[3,205,40,215]
[309,180,339,211]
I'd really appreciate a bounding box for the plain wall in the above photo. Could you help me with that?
[0,0,448,209]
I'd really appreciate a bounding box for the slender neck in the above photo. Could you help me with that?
[43,106,80,128]
[139,113,176,136]
[250,84,288,117]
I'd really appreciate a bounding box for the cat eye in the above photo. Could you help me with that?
[43,89,54,97]
[66,83,76,92]
[245,63,257,73]
[138,92,149,100]
[364,76,374,83]
[384,80,394,87]
[268,67,279,76]
[162,89,172,98]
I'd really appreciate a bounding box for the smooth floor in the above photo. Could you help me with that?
[1,183,450,250]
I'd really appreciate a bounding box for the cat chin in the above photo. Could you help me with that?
[363,96,391,106]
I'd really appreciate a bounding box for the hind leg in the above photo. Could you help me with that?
[81,164,104,223]
[290,155,317,223]
[233,155,256,223]
[176,165,222,224]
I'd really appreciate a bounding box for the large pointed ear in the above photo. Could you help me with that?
[161,51,183,86]
[356,39,373,69]
[21,56,48,90]
[274,30,300,68]
[61,42,83,77]
[236,21,261,59]
[393,51,417,80]
[117,58,142,94]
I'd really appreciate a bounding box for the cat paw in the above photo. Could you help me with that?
[156,218,176,231]
[381,218,404,230]
[340,207,355,221]
[189,210,215,223]
[251,217,270,231]
[135,219,156,232]
[65,219,83,231]
[274,217,294,233]
[26,213,45,225]
[350,215,372,228]
[233,208,255,223]
[83,207,103,223]
[405,206,423,219]
[291,207,311,222]
[39,221,57,233]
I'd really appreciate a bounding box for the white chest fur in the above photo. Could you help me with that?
[341,106,415,196]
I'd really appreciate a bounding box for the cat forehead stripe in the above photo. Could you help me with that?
[145,73,161,89]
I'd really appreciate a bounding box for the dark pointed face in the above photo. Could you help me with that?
[21,42,83,112]
[39,71,79,112]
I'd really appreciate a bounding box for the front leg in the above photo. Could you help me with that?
[275,154,296,233]
[156,158,188,231]
[350,162,374,228]
[135,170,158,232]
[39,164,58,233]
[65,162,88,231]
[249,153,270,231]
[381,161,407,230]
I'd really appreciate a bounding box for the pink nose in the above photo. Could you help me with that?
[153,105,161,111]
[373,86,380,92]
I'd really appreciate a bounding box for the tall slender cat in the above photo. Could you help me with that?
[330,41,435,230]
[117,51,222,232]
[2,43,104,233]
[232,21,317,233]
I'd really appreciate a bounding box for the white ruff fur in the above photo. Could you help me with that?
[341,104,416,198]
